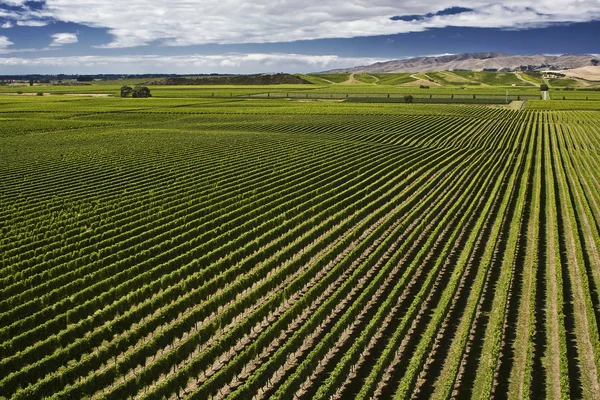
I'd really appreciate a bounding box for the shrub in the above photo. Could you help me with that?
[132,86,152,98]
[120,85,133,98]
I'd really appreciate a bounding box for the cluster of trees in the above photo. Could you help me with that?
[120,85,152,98]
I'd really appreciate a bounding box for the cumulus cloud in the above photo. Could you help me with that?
[16,20,48,26]
[0,0,31,4]
[1,21,14,28]
[0,53,389,73]
[1,1,599,48]
[0,35,13,48]
[18,0,598,48]
[49,32,78,46]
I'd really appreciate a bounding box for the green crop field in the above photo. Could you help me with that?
[452,71,534,86]
[306,73,350,83]
[526,100,600,110]
[353,74,378,84]
[2,90,600,400]
[547,78,582,88]
[369,73,418,85]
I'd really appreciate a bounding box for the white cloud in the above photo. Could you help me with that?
[0,35,13,48]
[0,0,30,4]
[0,53,389,73]
[18,0,598,48]
[16,20,48,27]
[1,22,14,28]
[49,32,78,46]
[0,10,19,19]
[1,1,599,48]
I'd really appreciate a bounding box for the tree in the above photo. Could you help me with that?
[540,83,549,92]
[120,85,133,98]
[132,86,152,98]
[29,79,34,86]
[404,95,414,104]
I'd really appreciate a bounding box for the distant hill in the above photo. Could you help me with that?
[147,73,312,85]
[322,52,600,74]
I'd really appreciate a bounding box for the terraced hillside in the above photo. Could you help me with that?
[2,96,600,399]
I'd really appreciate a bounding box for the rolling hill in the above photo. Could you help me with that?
[322,52,599,74]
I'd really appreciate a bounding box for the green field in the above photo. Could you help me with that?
[3,75,600,102]
[547,78,582,88]
[452,71,534,86]
[306,73,350,83]
[2,89,600,399]
[526,100,600,110]
[519,72,545,85]
[370,73,417,85]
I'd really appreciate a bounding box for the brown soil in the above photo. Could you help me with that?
[339,73,360,85]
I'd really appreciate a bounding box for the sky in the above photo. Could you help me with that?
[0,0,599,74]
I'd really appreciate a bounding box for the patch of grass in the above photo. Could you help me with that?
[525,100,600,110]
[370,74,417,85]
[519,72,544,85]
[354,74,379,84]
[547,78,581,88]
[452,71,533,86]
[307,74,350,83]
[428,72,481,86]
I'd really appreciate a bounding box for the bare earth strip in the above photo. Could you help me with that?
[339,74,360,85]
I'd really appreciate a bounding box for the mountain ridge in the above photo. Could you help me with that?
[321,52,600,74]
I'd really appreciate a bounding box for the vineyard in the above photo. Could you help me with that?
[2,95,600,399]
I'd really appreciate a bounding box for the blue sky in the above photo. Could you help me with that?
[0,0,599,74]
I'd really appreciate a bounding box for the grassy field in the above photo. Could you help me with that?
[3,75,600,101]
[370,73,417,85]
[547,78,582,88]
[2,88,600,399]
[451,71,534,86]
[519,72,545,85]
[526,100,600,110]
